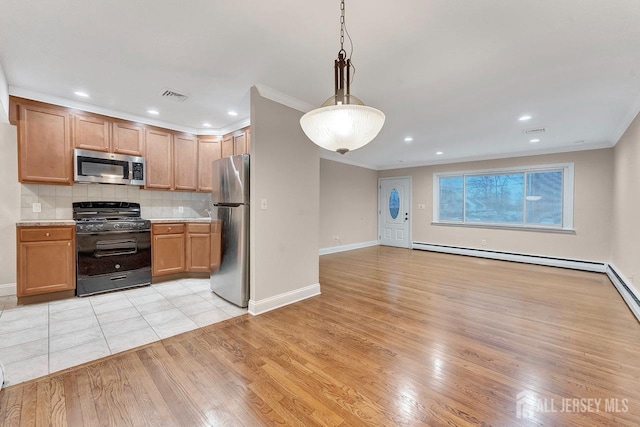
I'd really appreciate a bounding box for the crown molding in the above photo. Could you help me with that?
[254,84,314,114]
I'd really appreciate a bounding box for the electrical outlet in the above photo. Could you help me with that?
[261,199,268,210]
[178,206,184,213]
[481,239,487,246]
[32,202,41,213]
[418,204,425,210]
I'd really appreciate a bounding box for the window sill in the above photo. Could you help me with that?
[431,222,576,234]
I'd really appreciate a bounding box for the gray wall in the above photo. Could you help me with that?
[612,112,640,287]
[319,159,378,249]
[249,87,320,302]
[379,149,614,262]
[0,123,20,287]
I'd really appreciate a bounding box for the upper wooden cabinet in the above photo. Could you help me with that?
[233,133,247,156]
[16,102,72,184]
[221,135,234,158]
[73,113,110,152]
[72,113,145,156]
[174,134,198,191]
[112,121,145,156]
[197,136,221,192]
[145,129,173,190]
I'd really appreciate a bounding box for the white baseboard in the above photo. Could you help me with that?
[606,264,640,322]
[248,283,321,316]
[319,240,378,256]
[0,283,16,297]
[412,242,607,273]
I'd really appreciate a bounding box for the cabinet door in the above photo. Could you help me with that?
[245,127,251,154]
[18,104,72,184]
[112,121,145,156]
[145,129,173,190]
[73,113,110,152]
[221,135,234,158]
[186,232,211,272]
[152,233,185,276]
[18,239,75,297]
[197,136,221,192]
[174,134,198,191]
[233,132,247,155]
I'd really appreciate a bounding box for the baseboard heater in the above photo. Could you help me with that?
[412,242,606,273]
[607,265,640,322]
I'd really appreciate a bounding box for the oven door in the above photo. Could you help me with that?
[76,230,151,296]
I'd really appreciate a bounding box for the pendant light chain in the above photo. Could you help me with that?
[339,0,346,55]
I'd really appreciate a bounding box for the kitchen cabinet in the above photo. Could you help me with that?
[16,101,73,184]
[145,128,173,190]
[233,132,247,155]
[17,226,75,297]
[173,134,198,191]
[186,223,211,272]
[152,224,185,276]
[197,136,222,192]
[73,112,110,152]
[73,113,145,156]
[221,135,234,158]
[112,121,145,156]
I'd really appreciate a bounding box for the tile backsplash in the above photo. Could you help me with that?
[20,184,212,220]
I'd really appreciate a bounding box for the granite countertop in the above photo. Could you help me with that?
[16,220,77,226]
[149,218,212,223]
[17,218,213,227]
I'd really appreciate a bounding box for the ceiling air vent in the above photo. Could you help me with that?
[160,88,189,102]
[522,127,546,135]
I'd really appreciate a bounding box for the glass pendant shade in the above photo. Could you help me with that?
[300,104,385,154]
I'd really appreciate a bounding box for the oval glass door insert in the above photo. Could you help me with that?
[389,188,400,219]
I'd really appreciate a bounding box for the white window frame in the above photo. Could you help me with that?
[433,162,574,231]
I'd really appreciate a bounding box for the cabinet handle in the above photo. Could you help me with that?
[68,242,70,246]
[46,233,50,237]
[168,227,172,231]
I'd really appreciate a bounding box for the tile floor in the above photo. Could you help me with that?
[0,279,247,387]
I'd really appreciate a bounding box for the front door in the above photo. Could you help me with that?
[379,177,411,248]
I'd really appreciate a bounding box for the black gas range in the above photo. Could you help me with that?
[74,201,151,296]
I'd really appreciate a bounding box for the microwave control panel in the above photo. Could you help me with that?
[132,162,144,181]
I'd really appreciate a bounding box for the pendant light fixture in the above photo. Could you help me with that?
[300,0,385,155]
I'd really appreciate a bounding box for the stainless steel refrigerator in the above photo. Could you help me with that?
[210,154,250,307]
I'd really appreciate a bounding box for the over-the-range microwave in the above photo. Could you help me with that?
[74,149,145,186]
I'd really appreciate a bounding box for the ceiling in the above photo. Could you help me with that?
[1,0,640,169]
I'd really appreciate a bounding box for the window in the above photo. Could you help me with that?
[434,163,573,230]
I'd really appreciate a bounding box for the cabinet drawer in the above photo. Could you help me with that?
[152,224,184,235]
[186,223,210,234]
[19,227,74,242]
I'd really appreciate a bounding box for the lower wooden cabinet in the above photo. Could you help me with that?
[152,224,185,276]
[152,222,219,276]
[17,226,75,297]
[186,223,211,272]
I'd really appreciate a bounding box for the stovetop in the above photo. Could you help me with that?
[73,201,150,233]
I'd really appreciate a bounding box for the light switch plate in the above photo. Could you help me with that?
[178,206,184,213]
[260,199,268,210]
[32,202,41,213]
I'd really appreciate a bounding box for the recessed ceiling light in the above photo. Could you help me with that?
[529,138,540,143]
[147,109,159,115]
[404,137,413,143]
[202,123,212,127]
[519,115,532,121]
[74,91,89,98]
[228,111,238,116]
[436,151,443,155]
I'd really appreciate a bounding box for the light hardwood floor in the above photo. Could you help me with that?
[1,246,639,426]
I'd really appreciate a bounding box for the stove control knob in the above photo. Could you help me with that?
[113,223,121,229]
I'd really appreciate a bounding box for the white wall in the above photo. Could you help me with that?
[611,112,640,286]
[249,86,320,313]
[0,61,9,124]
[319,159,378,249]
[0,123,20,288]
[379,149,614,262]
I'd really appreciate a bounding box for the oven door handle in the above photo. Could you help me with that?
[95,249,138,258]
